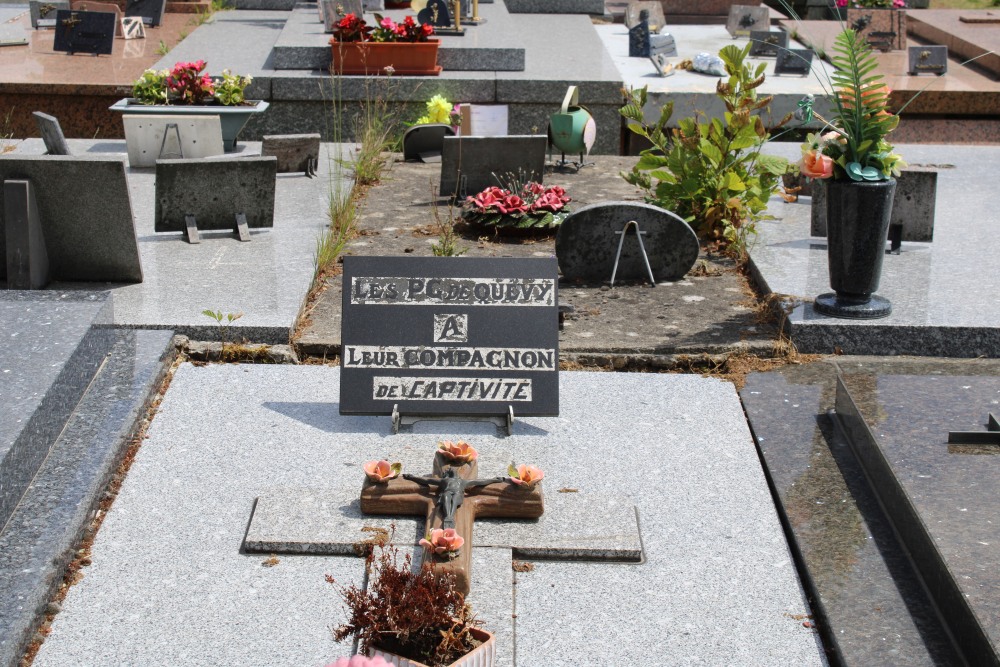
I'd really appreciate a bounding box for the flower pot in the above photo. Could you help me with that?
[330,40,441,76]
[814,178,896,319]
[109,98,269,152]
[370,627,495,667]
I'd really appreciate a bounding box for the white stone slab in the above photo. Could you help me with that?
[244,486,643,560]
[123,114,225,168]
[34,367,824,666]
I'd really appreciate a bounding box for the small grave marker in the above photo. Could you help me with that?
[847,8,905,51]
[32,111,70,156]
[340,256,559,420]
[748,29,787,58]
[418,0,452,28]
[0,155,143,285]
[121,16,144,39]
[628,11,676,58]
[555,201,700,284]
[726,5,769,38]
[774,48,814,76]
[71,1,123,37]
[322,0,362,32]
[154,157,277,243]
[124,0,165,26]
[402,124,455,162]
[439,135,546,198]
[52,10,116,55]
[261,133,321,176]
[624,1,665,31]
[29,1,69,28]
[908,45,947,75]
[123,115,225,168]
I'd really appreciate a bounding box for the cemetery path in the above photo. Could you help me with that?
[294,155,783,367]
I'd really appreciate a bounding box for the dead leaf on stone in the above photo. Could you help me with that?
[557,488,579,493]
[512,560,535,572]
[262,555,280,568]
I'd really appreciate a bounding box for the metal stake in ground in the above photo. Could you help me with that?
[360,452,543,594]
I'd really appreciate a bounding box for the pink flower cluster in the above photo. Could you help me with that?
[466,183,570,216]
[166,60,214,104]
[419,528,464,555]
[332,13,433,43]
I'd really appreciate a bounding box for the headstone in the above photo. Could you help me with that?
[748,29,787,58]
[908,45,947,76]
[847,8,906,52]
[261,133,321,175]
[0,155,143,283]
[439,135,546,198]
[122,115,225,168]
[71,1,123,37]
[52,10,116,55]
[774,48,814,76]
[624,1,665,31]
[810,169,937,243]
[402,124,455,162]
[124,0,166,26]
[29,0,69,28]
[339,255,559,417]
[32,111,70,156]
[322,0,362,32]
[555,201,700,283]
[726,5,769,38]
[154,157,278,243]
[628,14,677,58]
[418,0,452,28]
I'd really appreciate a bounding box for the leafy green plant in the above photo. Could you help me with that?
[214,69,253,106]
[133,69,169,104]
[155,40,169,56]
[349,74,401,186]
[620,43,789,257]
[201,309,243,347]
[315,183,357,278]
[430,183,467,257]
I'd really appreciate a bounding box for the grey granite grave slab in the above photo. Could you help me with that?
[0,291,114,529]
[0,329,176,667]
[261,133,320,173]
[504,0,604,13]
[12,138,349,343]
[556,201,700,283]
[33,366,824,666]
[244,487,642,560]
[810,167,938,241]
[272,5,526,71]
[439,135,547,197]
[155,156,277,235]
[748,143,1000,357]
[835,360,1000,665]
[741,362,964,666]
[0,154,143,284]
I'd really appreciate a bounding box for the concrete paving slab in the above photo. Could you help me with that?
[31,365,823,665]
[749,143,1000,357]
[12,138,353,343]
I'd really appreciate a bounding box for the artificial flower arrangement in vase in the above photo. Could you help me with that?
[111,60,266,151]
[797,27,905,319]
[411,94,462,131]
[461,180,572,234]
[330,13,440,76]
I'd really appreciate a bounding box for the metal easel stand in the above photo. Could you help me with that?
[609,219,656,287]
[551,150,595,172]
[391,404,515,437]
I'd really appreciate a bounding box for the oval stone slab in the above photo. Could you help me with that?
[555,201,699,282]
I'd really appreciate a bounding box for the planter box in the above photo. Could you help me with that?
[108,99,269,152]
[330,40,441,76]
[371,627,494,667]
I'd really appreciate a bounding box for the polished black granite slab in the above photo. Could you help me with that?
[836,359,1000,666]
[742,362,962,667]
[0,291,115,529]
[0,329,176,667]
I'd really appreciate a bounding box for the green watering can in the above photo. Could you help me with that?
[548,85,596,169]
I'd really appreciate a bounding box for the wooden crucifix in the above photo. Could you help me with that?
[360,453,543,594]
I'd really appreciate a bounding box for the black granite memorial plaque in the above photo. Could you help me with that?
[124,0,166,26]
[774,48,814,76]
[847,8,905,51]
[340,256,559,417]
[52,9,115,55]
[748,30,787,58]
[725,5,769,39]
[908,45,947,76]
[29,1,69,28]
[418,0,452,27]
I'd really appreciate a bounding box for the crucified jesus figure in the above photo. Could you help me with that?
[403,468,503,528]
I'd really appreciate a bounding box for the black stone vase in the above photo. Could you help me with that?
[815,178,896,319]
